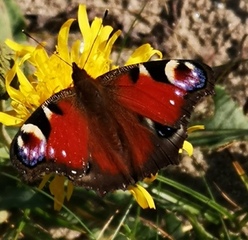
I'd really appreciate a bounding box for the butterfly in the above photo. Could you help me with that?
[10,59,215,194]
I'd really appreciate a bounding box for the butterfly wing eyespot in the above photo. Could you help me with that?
[10,59,215,194]
[15,124,47,167]
[165,60,208,91]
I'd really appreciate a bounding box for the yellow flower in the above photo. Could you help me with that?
[1,4,163,210]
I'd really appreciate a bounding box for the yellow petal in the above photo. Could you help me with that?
[16,68,39,101]
[104,30,122,60]
[11,101,30,119]
[78,4,90,47]
[5,39,35,56]
[143,173,158,184]
[32,46,50,71]
[71,40,81,63]
[57,18,75,61]
[125,44,162,65]
[94,25,113,50]
[5,54,40,106]
[38,173,53,189]
[128,184,156,209]
[187,125,205,133]
[66,180,74,201]
[49,175,66,211]
[90,17,103,38]
[5,62,25,103]
[181,140,194,156]
[0,112,23,126]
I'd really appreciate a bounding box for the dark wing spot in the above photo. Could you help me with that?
[176,62,188,71]
[143,61,169,83]
[153,122,178,138]
[47,102,63,115]
[25,108,51,139]
[129,67,140,83]
[21,132,31,143]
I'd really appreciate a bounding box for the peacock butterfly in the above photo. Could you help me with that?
[10,59,214,194]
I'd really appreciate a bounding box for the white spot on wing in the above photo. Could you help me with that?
[175,89,183,97]
[42,106,53,120]
[21,123,46,141]
[165,60,178,84]
[23,147,28,155]
[40,143,45,154]
[139,64,150,75]
[169,99,175,105]
[17,136,24,147]
[184,61,195,71]
[71,170,77,175]
[61,150,67,158]
[32,151,37,158]
[48,147,55,158]
[144,117,154,130]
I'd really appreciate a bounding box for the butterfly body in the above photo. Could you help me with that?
[10,60,214,194]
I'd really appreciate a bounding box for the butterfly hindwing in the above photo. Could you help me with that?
[10,59,214,193]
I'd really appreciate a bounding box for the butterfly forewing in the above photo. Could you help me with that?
[98,59,214,128]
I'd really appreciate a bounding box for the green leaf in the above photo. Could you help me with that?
[189,85,248,147]
[156,175,234,220]
[0,0,12,42]
[204,85,248,129]
[3,0,26,41]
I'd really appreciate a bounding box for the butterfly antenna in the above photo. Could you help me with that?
[103,9,109,20]
[22,30,72,67]
[82,9,109,69]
